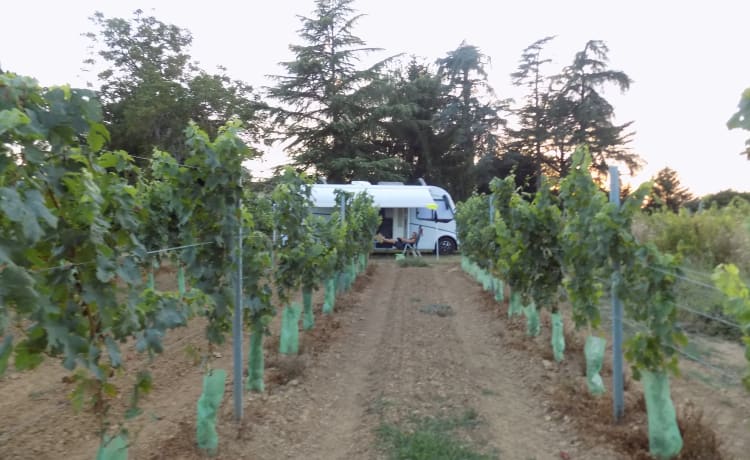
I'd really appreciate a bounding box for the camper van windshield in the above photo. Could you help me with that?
[435,198,454,221]
[442,194,456,212]
[416,198,454,223]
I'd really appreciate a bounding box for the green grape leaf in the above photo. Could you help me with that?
[14,338,45,371]
[0,187,25,222]
[105,336,122,368]
[96,253,117,282]
[0,108,30,135]
[87,122,110,152]
[117,256,142,286]
[0,264,38,312]
[154,301,187,329]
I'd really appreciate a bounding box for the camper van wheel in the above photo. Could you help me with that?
[438,237,456,255]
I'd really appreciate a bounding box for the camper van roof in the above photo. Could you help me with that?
[310,183,436,208]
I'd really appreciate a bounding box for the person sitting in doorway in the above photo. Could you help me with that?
[374,231,418,250]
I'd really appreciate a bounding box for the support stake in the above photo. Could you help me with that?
[232,183,244,421]
[609,166,624,422]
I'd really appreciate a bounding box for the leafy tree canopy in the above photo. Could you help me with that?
[84,10,265,163]
[685,189,750,211]
[728,87,750,160]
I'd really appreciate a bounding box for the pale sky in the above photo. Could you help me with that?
[3,0,749,195]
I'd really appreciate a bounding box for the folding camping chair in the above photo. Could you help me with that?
[402,226,423,257]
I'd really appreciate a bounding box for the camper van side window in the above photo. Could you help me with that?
[416,207,436,221]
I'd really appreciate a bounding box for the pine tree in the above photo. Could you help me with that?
[378,58,452,184]
[550,40,640,177]
[646,167,694,212]
[507,36,556,177]
[268,0,400,182]
[435,42,505,200]
[508,39,642,180]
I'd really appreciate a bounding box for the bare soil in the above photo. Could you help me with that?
[0,257,747,459]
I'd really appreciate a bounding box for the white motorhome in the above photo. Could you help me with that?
[309,180,459,254]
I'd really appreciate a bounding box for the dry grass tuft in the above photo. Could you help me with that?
[548,379,726,459]
[674,401,725,460]
[272,355,306,385]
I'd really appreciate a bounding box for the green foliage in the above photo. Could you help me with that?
[633,199,750,275]
[489,175,535,303]
[688,189,750,210]
[379,59,448,184]
[349,192,381,252]
[0,72,182,381]
[457,144,687,377]
[727,87,750,159]
[271,169,316,303]
[268,0,400,182]
[712,264,750,389]
[434,43,505,201]
[644,167,694,213]
[520,178,562,311]
[620,246,686,379]
[507,36,555,178]
[508,38,640,180]
[455,194,493,270]
[397,257,429,268]
[0,71,266,434]
[2,76,263,427]
[84,10,265,162]
[559,147,609,327]
[1,67,384,456]
[475,150,539,196]
[377,411,494,460]
[166,121,256,344]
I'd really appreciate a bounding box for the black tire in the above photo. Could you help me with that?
[438,236,457,255]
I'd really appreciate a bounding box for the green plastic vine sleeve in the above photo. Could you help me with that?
[584,336,607,396]
[494,278,504,303]
[246,321,264,392]
[196,369,226,455]
[177,265,186,295]
[95,433,128,460]
[302,287,314,330]
[508,291,523,318]
[323,277,335,314]
[551,312,565,362]
[642,370,683,459]
[279,304,302,355]
[524,302,540,336]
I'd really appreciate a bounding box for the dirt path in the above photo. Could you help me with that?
[0,258,658,459]
[341,259,621,460]
[181,257,621,459]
